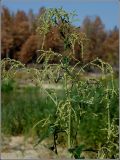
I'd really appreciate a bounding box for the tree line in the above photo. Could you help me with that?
[1,6,119,68]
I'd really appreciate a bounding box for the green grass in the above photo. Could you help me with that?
[2,85,56,137]
[2,77,119,158]
[2,78,118,137]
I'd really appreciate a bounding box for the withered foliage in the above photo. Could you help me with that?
[1,6,119,68]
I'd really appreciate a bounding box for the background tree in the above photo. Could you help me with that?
[1,7,14,58]
[12,10,30,55]
[28,9,36,33]
[102,26,119,68]
[1,6,119,70]
[19,35,39,64]
[82,16,107,61]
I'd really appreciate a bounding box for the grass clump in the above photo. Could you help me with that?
[2,86,56,137]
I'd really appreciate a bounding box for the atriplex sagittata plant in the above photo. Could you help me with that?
[1,8,119,159]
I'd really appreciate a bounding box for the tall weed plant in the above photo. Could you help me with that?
[1,8,119,159]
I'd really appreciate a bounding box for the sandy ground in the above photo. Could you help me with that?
[1,135,97,159]
[1,135,72,159]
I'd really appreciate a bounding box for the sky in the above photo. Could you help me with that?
[1,0,119,31]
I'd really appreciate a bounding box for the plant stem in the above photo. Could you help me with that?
[81,41,84,60]
[68,101,72,148]
[64,72,72,148]
[64,73,67,96]
[106,87,111,139]
[42,34,46,50]
[72,43,75,55]
[107,101,111,139]
[108,105,111,139]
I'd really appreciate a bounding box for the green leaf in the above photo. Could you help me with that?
[34,126,53,147]
[68,144,85,159]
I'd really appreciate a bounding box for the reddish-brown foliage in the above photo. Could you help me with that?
[1,7,14,58]
[12,11,30,50]
[1,6,119,68]
[19,35,39,64]
[102,27,119,67]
